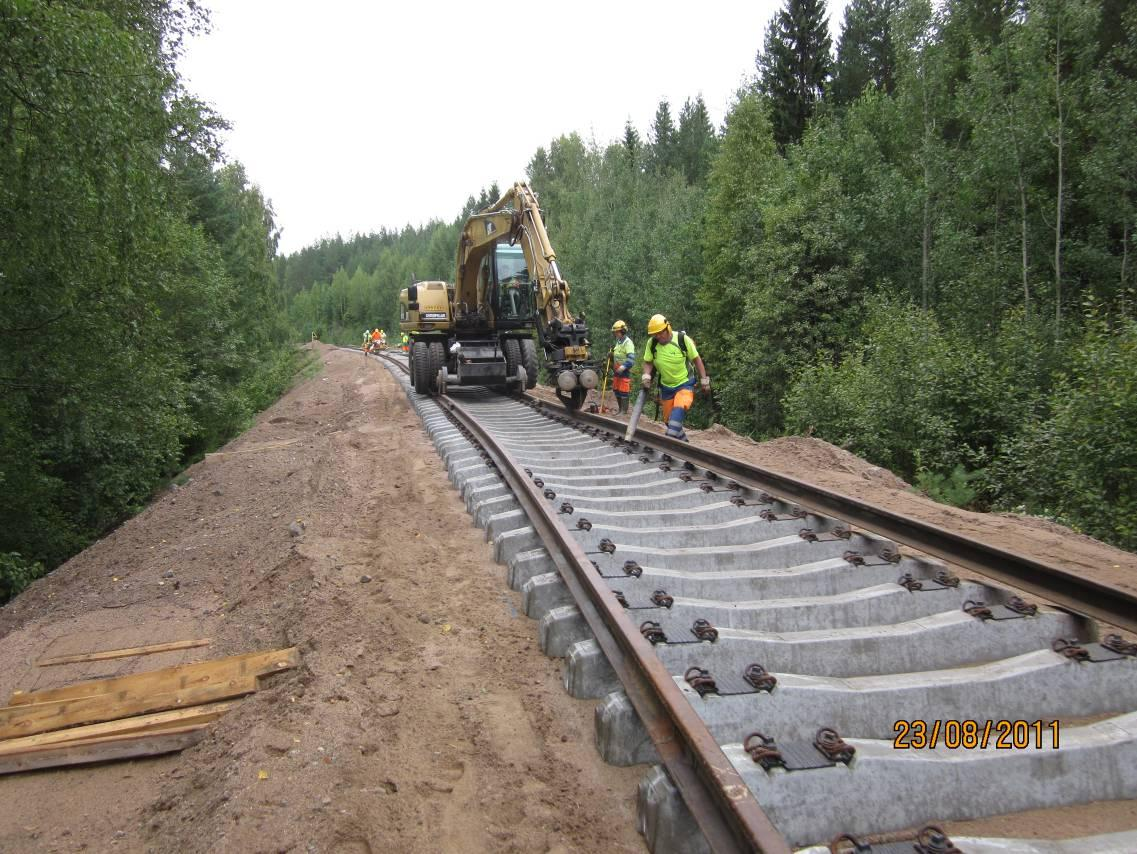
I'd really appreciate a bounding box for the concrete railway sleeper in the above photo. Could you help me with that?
[375,352,1137,854]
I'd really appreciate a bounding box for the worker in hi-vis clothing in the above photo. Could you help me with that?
[609,320,636,414]
[641,314,710,442]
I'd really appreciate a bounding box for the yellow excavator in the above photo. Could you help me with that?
[398,182,598,409]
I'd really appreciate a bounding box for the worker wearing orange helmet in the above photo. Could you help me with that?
[609,320,636,414]
[641,314,709,442]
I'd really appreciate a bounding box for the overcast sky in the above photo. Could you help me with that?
[181,1,850,255]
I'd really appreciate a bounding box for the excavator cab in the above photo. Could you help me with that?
[483,245,534,326]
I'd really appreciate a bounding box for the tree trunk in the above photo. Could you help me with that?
[1019,172,1030,321]
[1123,219,1131,314]
[1053,9,1064,331]
[922,186,931,309]
[1002,41,1030,320]
[922,78,932,310]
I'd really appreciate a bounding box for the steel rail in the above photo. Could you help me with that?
[433,390,791,854]
[537,402,1137,635]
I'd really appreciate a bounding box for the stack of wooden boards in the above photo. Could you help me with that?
[0,643,300,774]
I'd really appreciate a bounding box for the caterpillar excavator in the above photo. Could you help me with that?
[398,182,598,409]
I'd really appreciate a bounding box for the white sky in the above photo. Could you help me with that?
[181,1,850,255]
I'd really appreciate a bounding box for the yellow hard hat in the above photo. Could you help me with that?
[611,320,627,333]
[646,314,669,335]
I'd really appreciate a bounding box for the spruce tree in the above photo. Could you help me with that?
[832,0,898,105]
[648,100,680,173]
[622,119,642,169]
[757,0,833,149]
[677,96,718,184]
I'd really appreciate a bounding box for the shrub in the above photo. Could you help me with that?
[991,315,1137,549]
[0,552,46,604]
[783,295,992,479]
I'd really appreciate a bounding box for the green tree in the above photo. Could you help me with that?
[622,119,642,169]
[699,92,785,430]
[0,0,291,597]
[757,0,834,148]
[677,95,718,185]
[832,0,900,104]
[648,100,680,174]
[992,312,1137,548]
[1082,6,1137,306]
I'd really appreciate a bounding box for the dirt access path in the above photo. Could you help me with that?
[2,345,1135,852]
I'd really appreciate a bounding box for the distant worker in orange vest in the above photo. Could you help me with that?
[609,320,636,414]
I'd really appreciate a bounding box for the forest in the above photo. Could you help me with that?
[1,1,293,599]
[283,0,1136,553]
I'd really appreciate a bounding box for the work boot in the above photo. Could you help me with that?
[617,397,627,414]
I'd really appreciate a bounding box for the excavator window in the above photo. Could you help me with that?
[496,245,529,284]
[491,245,533,322]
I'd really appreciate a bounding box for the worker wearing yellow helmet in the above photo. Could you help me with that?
[641,314,710,442]
[609,320,636,414]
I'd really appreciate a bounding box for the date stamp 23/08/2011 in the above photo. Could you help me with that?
[893,719,1061,750]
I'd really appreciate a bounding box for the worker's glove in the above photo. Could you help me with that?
[615,364,626,375]
[700,376,711,394]
[641,372,652,386]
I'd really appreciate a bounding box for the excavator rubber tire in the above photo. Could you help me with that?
[520,338,539,390]
[427,342,445,391]
[503,339,522,386]
[411,341,431,395]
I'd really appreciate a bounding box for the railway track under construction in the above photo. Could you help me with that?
[375,350,1137,854]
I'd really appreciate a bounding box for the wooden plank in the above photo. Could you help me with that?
[8,646,298,706]
[0,729,205,775]
[0,675,258,739]
[0,702,232,755]
[8,723,209,755]
[35,638,212,667]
